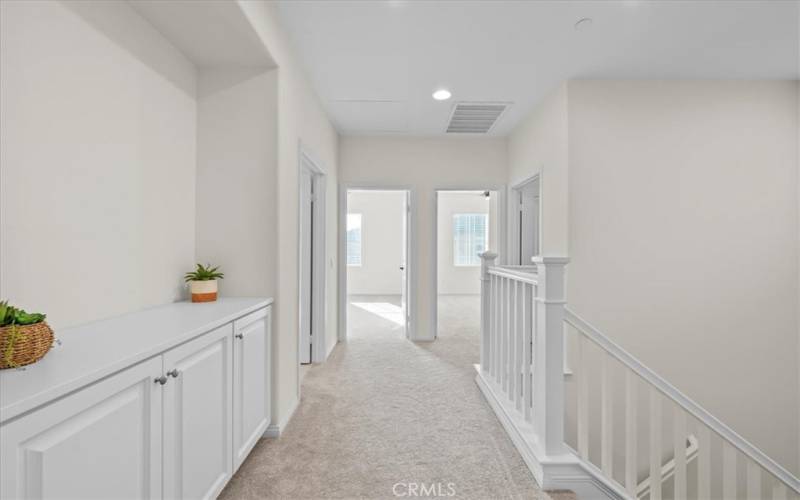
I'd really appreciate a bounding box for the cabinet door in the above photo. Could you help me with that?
[232,306,271,471]
[162,324,232,500]
[0,357,163,500]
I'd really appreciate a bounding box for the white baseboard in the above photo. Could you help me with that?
[263,396,300,438]
[325,338,337,360]
[473,365,630,500]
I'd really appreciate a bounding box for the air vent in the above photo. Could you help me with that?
[446,102,509,134]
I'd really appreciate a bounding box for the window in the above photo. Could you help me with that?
[346,213,362,266]
[453,213,488,266]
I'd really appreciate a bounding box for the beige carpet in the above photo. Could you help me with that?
[219,295,575,500]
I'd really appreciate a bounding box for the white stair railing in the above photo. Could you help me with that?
[477,252,800,499]
[479,253,570,457]
[565,308,800,499]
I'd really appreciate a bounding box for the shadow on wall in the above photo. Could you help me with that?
[61,1,196,97]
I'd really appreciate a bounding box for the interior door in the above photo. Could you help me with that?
[0,357,163,500]
[163,324,233,500]
[299,169,313,364]
[401,191,410,336]
[519,182,539,265]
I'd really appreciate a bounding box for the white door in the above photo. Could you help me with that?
[519,182,539,265]
[163,324,233,500]
[400,191,410,336]
[233,307,271,471]
[0,356,163,500]
[299,169,313,364]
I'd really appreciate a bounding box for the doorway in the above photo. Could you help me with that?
[434,189,500,339]
[339,188,414,341]
[298,148,327,367]
[510,176,540,266]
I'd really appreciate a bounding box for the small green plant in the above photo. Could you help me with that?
[184,263,224,283]
[0,300,46,327]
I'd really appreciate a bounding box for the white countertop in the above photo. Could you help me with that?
[0,297,272,423]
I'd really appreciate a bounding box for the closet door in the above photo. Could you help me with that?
[0,357,163,500]
[233,306,271,471]
[162,324,233,500]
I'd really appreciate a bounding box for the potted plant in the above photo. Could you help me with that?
[185,263,224,303]
[0,301,54,369]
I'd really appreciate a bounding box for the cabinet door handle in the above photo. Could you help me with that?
[167,369,180,378]
[235,333,244,340]
[154,376,168,385]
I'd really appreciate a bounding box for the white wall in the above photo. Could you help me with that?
[195,68,278,299]
[239,0,340,426]
[507,83,568,258]
[340,137,507,340]
[347,191,405,296]
[565,80,799,474]
[1,0,337,435]
[436,192,498,295]
[0,0,197,329]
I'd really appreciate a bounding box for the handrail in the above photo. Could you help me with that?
[564,307,800,494]
[487,266,538,285]
[498,264,538,272]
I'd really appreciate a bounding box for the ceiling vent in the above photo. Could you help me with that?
[446,102,509,134]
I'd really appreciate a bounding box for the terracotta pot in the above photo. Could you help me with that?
[189,280,218,303]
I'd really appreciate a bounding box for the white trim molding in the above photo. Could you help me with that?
[263,396,300,439]
[508,173,541,267]
[297,142,328,368]
[338,184,418,342]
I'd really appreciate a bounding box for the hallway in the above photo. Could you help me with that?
[220,297,573,499]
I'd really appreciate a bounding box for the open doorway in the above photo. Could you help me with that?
[341,189,413,341]
[510,175,540,265]
[435,189,499,339]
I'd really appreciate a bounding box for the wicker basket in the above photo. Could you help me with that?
[0,322,54,369]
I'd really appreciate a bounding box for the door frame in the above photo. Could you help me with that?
[297,143,327,368]
[508,174,541,266]
[338,185,417,341]
[432,186,506,339]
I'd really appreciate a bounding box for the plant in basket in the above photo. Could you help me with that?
[0,301,54,369]
[185,263,224,303]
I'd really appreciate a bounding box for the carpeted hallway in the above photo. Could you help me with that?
[219,295,572,500]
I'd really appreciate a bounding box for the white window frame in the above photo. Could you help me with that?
[346,212,363,267]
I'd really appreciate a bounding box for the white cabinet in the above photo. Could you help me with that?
[232,308,271,471]
[0,357,163,500]
[163,324,233,500]
[0,301,272,500]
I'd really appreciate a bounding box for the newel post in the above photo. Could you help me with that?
[479,252,498,374]
[532,256,569,456]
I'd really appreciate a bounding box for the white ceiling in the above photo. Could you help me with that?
[129,0,275,69]
[276,0,799,136]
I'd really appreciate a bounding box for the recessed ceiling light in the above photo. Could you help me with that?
[574,18,593,31]
[432,89,452,101]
